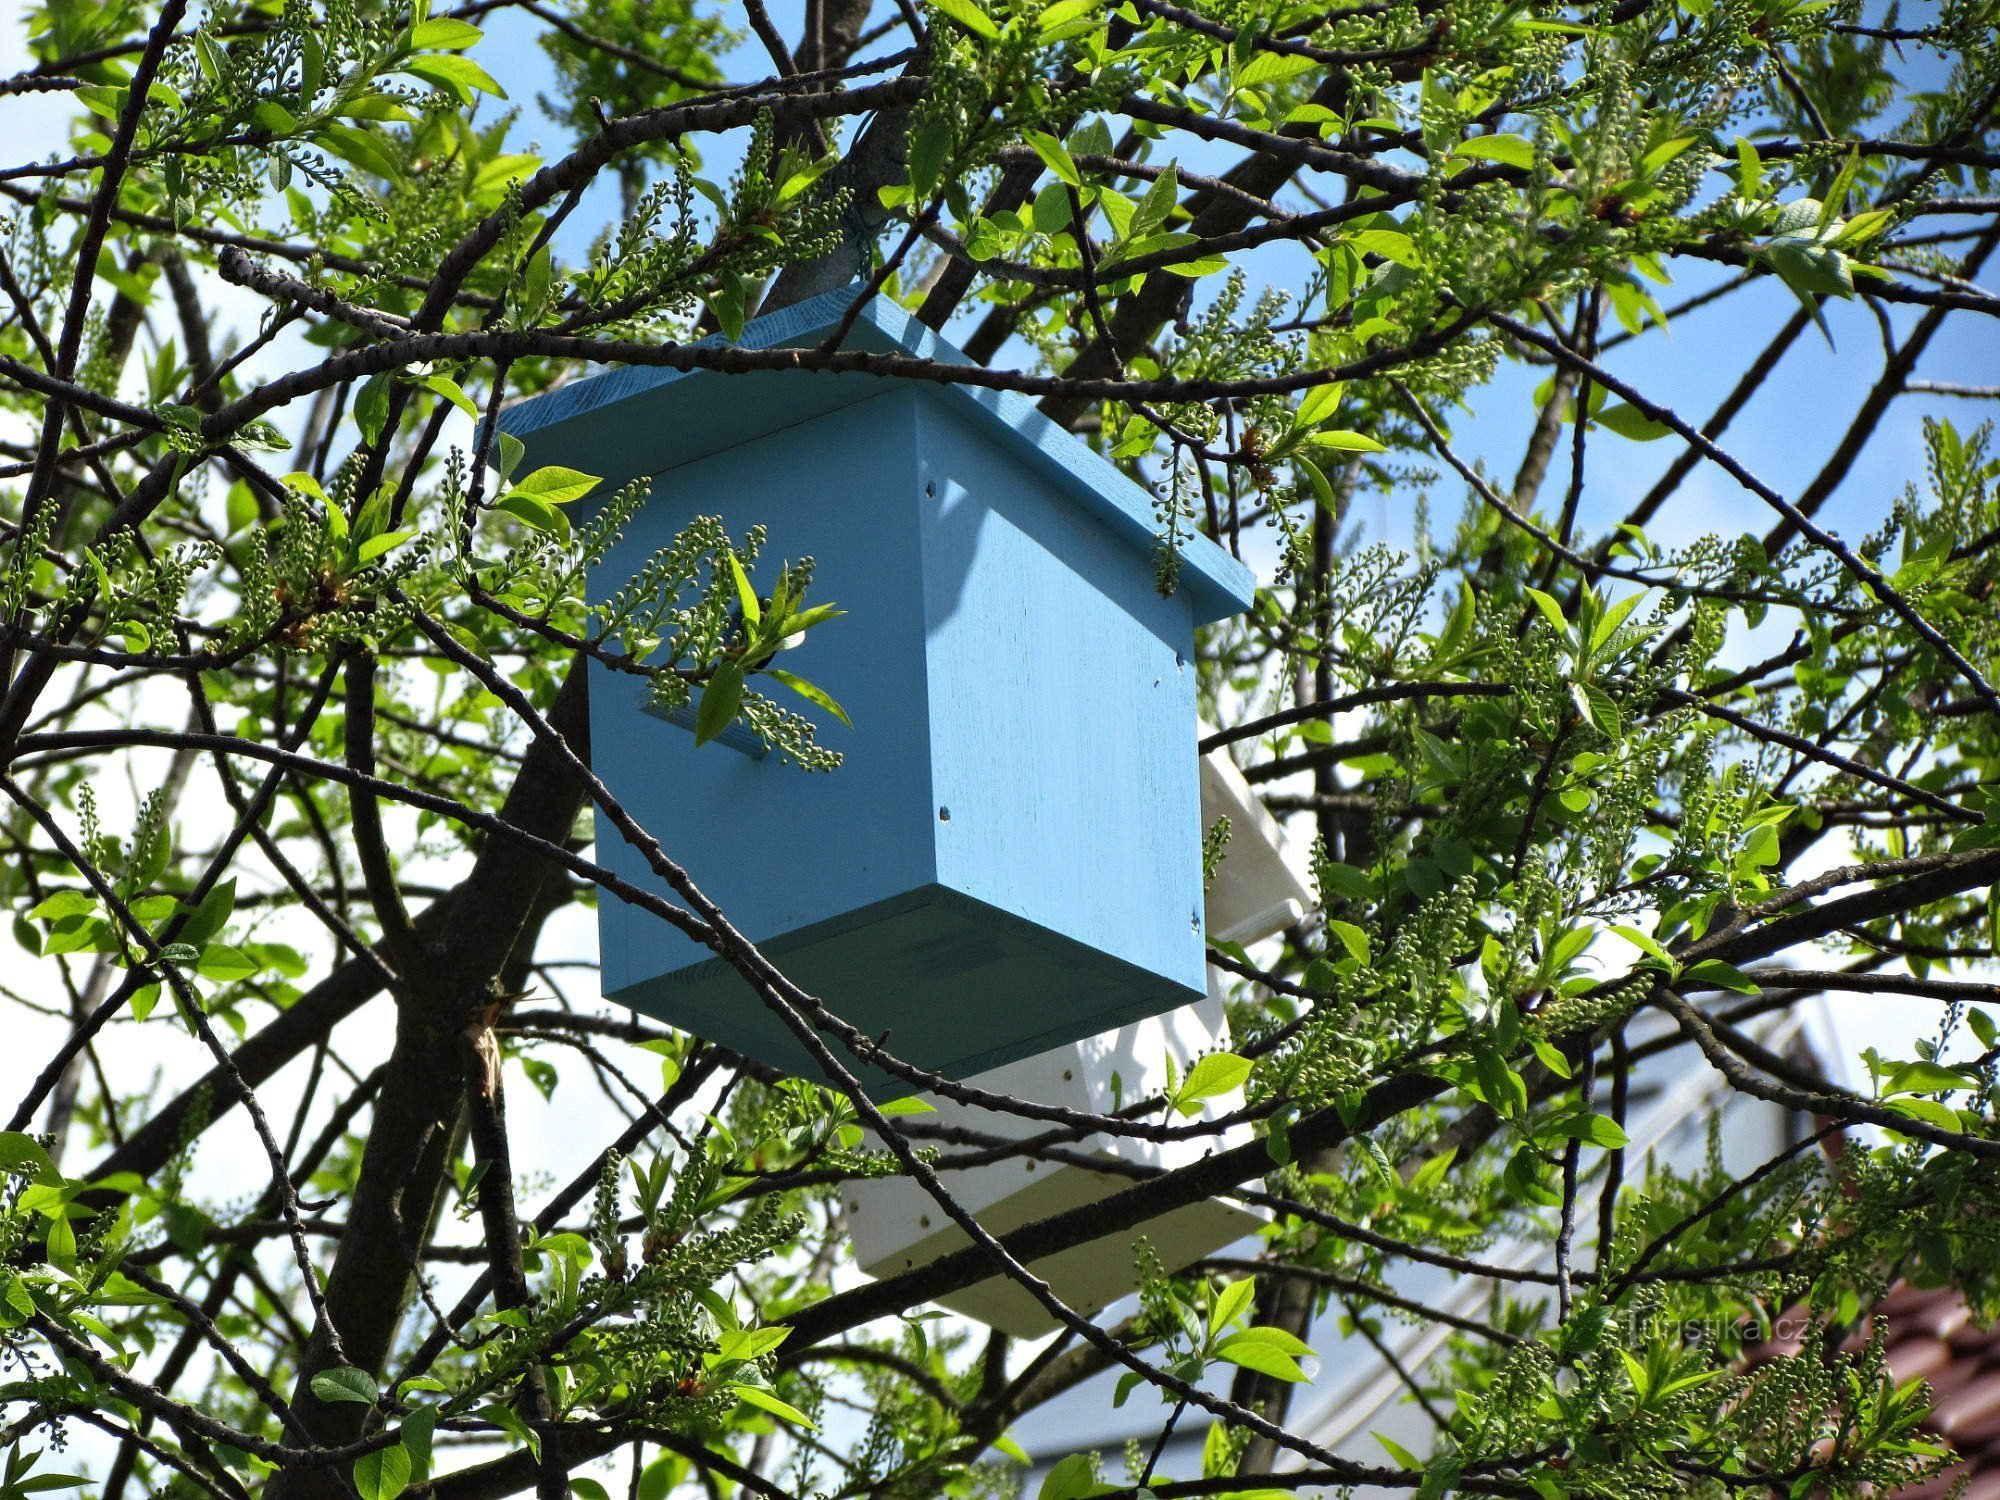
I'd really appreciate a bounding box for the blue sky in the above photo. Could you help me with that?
[463,1,1992,568]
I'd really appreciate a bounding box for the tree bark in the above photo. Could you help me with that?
[266,666,593,1498]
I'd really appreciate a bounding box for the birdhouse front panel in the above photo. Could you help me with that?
[585,393,942,1071]
[500,289,1258,1090]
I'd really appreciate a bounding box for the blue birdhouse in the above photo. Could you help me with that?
[500,289,1256,1092]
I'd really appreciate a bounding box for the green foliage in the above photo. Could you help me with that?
[4,1,2000,1498]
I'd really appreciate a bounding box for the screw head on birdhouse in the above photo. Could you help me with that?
[500,289,1257,1091]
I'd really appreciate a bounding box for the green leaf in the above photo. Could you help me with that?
[354,1444,411,1500]
[1733,135,1762,198]
[310,1367,381,1406]
[1307,429,1385,453]
[1504,1144,1560,1206]
[477,1402,541,1460]
[777,602,844,636]
[502,466,600,507]
[496,494,569,534]
[1295,381,1346,430]
[354,373,392,446]
[195,944,260,983]
[1129,164,1179,241]
[1023,130,1079,186]
[1468,1040,1528,1118]
[1824,151,1864,231]
[76,84,128,122]
[777,159,834,204]
[1522,586,1569,635]
[569,1482,612,1500]
[417,373,479,419]
[1039,1454,1101,1500]
[1830,208,1893,250]
[726,554,762,626]
[1095,187,1135,239]
[1037,0,1100,38]
[179,878,236,947]
[1681,959,1759,995]
[1770,195,1821,237]
[715,1326,791,1364]
[1887,1060,1981,1096]
[1223,1324,1313,1355]
[233,419,289,453]
[319,122,403,182]
[1887,1096,1963,1132]
[1544,1111,1629,1148]
[1589,589,1648,653]
[1620,1348,1651,1396]
[1032,180,1073,234]
[1376,1433,1423,1469]
[1347,228,1418,266]
[1237,48,1316,87]
[1738,823,1781,868]
[1296,454,1336,511]
[1175,1052,1252,1114]
[45,1209,75,1270]
[1453,133,1535,169]
[877,1096,935,1115]
[0,1274,40,1326]
[398,1407,436,1479]
[1212,1334,1307,1382]
[1609,924,1675,969]
[1529,1036,1573,1079]
[356,530,416,564]
[694,663,746,747]
[931,0,1002,38]
[494,431,525,482]
[1640,135,1699,173]
[0,1132,58,1183]
[1571,681,1622,739]
[731,1384,817,1429]
[404,54,505,101]
[409,16,482,48]
[636,1455,679,1500]
[1209,1276,1255,1337]
[764,668,851,727]
[907,121,950,198]
[29,890,95,922]
[226,480,259,535]
[1594,403,1671,441]
[1324,920,1370,965]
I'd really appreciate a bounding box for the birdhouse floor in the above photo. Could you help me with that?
[853,1154,1263,1339]
[605,883,1206,1096]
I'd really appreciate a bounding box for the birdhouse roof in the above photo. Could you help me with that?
[498,287,1258,625]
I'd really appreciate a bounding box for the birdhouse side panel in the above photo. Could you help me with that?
[912,391,1207,1000]
[585,392,940,996]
